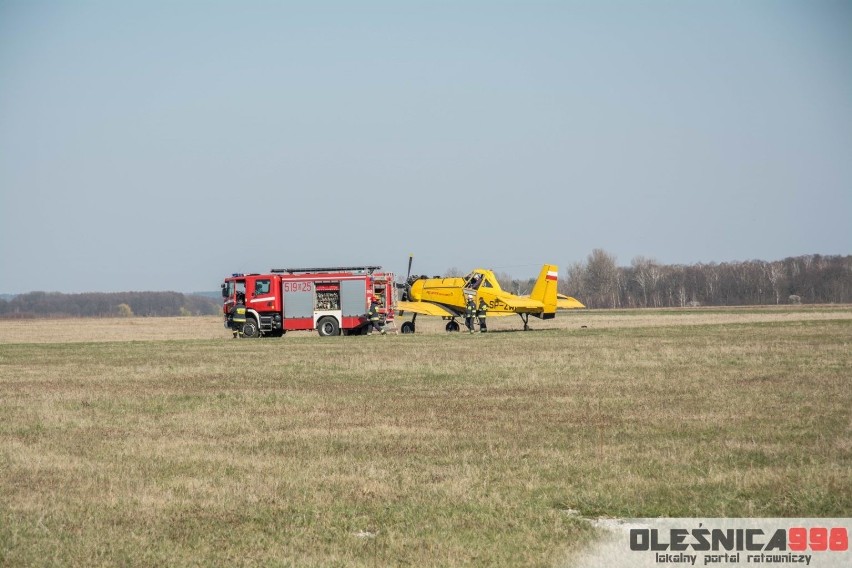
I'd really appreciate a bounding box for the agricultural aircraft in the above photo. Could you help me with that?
[395,256,584,333]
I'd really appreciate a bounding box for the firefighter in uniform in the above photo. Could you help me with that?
[477,297,488,333]
[367,297,386,335]
[465,295,476,333]
[230,292,247,338]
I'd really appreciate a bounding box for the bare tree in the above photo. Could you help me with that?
[631,256,661,308]
[585,249,619,308]
[561,262,587,300]
[764,262,784,305]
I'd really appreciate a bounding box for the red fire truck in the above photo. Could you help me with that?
[221,266,396,337]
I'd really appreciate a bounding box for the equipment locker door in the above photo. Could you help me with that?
[282,282,314,318]
[340,279,367,317]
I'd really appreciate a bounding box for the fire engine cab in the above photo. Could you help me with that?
[222,266,396,337]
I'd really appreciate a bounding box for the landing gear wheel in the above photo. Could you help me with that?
[317,316,340,337]
[401,321,415,334]
[445,321,460,332]
[242,319,260,338]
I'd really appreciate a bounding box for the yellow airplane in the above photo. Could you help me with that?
[396,258,585,333]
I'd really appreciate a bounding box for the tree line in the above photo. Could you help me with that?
[3,253,849,318]
[557,252,852,309]
[0,291,220,319]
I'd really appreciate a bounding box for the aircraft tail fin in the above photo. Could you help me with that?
[530,264,559,315]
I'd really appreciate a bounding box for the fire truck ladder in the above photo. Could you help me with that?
[271,266,382,274]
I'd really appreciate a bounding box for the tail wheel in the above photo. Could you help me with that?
[445,321,460,332]
[317,316,340,337]
[242,318,260,338]
[401,321,415,334]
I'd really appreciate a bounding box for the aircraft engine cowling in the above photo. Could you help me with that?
[408,277,426,302]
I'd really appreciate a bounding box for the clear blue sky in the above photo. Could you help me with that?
[1,0,850,293]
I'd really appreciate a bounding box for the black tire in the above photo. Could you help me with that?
[317,316,340,337]
[242,318,260,338]
[445,321,460,332]
[401,321,415,334]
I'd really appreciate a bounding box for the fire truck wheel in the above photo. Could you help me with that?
[316,316,340,337]
[242,318,260,338]
[401,321,415,334]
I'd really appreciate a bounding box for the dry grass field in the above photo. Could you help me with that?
[1,306,850,566]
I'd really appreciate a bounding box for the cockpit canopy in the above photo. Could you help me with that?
[464,270,499,291]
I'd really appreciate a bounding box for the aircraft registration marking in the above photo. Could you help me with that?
[487,298,516,312]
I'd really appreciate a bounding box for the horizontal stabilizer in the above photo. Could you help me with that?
[557,294,585,309]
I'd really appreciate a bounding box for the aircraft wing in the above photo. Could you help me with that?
[396,300,459,318]
[557,294,585,309]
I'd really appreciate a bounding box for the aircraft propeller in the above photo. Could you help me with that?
[397,254,428,301]
[395,254,414,301]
